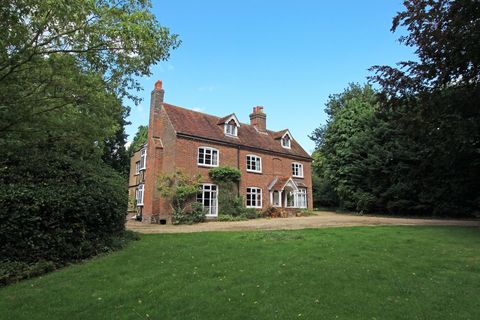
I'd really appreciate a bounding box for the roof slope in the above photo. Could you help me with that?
[163,103,311,159]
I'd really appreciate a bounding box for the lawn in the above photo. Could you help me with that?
[1,226,479,319]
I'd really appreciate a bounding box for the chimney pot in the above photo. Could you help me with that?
[250,106,267,131]
[154,80,163,90]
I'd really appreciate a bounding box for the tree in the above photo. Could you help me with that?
[0,0,180,282]
[370,0,480,98]
[311,151,338,208]
[102,105,131,176]
[127,125,148,157]
[1,0,180,148]
[0,0,180,104]
[369,0,480,215]
[311,84,395,212]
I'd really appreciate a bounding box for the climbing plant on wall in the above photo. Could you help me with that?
[208,167,244,216]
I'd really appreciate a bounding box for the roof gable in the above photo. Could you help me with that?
[217,113,240,127]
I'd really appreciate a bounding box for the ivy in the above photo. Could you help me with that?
[157,170,206,224]
[208,167,241,184]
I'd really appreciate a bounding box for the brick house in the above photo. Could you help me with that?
[128,81,313,224]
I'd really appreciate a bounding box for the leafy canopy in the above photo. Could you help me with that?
[128,125,148,157]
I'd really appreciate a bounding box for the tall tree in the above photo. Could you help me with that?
[370,0,480,98]
[0,0,180,281]
[103,105,131,176]
[1,0,180,139]
[311,84,397,212]
[127,125,148,157]
[369,0,480,215]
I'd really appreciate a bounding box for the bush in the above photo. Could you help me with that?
[297,209,317,217]
[217,214,247,222]
[217,208,260,222]
[0,152,129,265]
[0,261,56,286]
[240,208,260,219]
[172,202,207,225]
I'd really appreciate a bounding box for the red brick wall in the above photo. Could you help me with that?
[174,137,313,210]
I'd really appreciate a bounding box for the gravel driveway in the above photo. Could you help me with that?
[126,211,480,234]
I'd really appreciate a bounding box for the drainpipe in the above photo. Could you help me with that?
[237,145,240,197]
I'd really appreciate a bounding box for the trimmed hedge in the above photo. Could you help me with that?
[0,151,128,266]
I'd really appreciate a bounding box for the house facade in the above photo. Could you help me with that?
[128,81,313,224]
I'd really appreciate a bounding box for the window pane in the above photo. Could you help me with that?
[212,151,218,165]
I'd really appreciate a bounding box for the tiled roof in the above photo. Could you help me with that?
[217,113,235,125]
[272,129,289,140]
[270,177,290,191]
[269,177,307,191]
[163,103,311,159]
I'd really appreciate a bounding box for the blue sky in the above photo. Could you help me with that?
[126,0,415,153]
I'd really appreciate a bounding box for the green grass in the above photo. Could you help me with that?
[1,226,479,319]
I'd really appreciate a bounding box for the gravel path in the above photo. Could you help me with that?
[126,211,480,234]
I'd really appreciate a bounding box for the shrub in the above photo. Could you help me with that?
[240,208,260,219]
[297,209,317,217]
[172,202,207,225]
[0,261,56,287]
[157,170,204,225]
[217,214,247,222]
[0,153,128,265]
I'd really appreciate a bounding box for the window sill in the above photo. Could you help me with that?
[246,169,262,174]
[292,176,304,179]
[198,164,219,168]
[246,206,262,209]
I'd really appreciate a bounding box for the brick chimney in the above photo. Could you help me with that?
[142,80,165,224]
[249,106,267,132]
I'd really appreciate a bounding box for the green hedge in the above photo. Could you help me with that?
[0,152,128,266]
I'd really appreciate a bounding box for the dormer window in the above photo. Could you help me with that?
[219,114,240,137]
[281,132,292,149]
[225,121,238,137]
[282,136,291,148]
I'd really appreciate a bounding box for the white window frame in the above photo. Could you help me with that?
[285,188,307,209]
[246,154,262,173]
[246,187,262,208]
[135,161,140,175]
[224,123,238,137]
[272,190,281,207]
[297,188,307,208]
[281,132,292,149]
[197,184,218,217]
[292,162,304,178]
[282,137,291,149]
[136,183,144,206]
[139,148,147,170]
[197,147,219,167]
